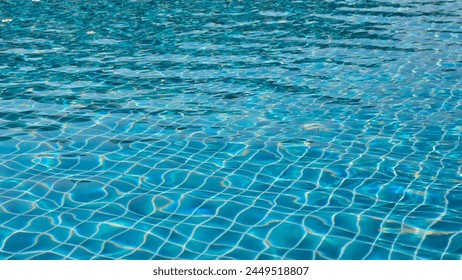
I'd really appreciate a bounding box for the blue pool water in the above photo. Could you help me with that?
[0,0,461,260]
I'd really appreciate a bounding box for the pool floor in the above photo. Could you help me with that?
[0,0,461,260]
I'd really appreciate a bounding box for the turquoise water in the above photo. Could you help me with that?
[0,0,461,260]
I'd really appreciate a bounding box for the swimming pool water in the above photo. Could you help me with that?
[0,0,461,260]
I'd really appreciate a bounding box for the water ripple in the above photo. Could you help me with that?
[0,0,461,260]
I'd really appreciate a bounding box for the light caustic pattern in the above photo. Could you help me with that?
[0,0,461,259]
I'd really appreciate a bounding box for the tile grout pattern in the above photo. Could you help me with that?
[0,0,462,259]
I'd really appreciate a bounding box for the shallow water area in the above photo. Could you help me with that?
[0,0,461,260]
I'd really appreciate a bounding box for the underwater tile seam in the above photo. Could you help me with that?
[1,0,462,260]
